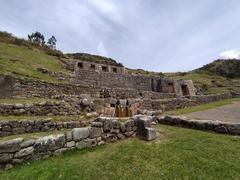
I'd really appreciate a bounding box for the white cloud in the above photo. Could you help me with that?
[97,42,108,56]
[220,49,240,59]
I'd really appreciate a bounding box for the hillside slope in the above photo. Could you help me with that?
[195,59,240,78]
[0,43,68,83]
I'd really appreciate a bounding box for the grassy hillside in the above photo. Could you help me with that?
[166,71,240,94]
[0,43,68,83]
[196,59,240,78]
[1,125,240,179]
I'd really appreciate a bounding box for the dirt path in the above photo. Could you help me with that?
[185,102,240,123]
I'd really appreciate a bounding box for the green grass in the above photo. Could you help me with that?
[0,115,89,121]
[0,129,70,142]
[0,98,60,104]
[166,98,240,115]
[1,125,240,179]
[0,43,68,83]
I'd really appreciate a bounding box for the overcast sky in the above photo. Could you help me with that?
[1,0,240,72]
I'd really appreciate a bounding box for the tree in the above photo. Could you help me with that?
[47,35,57,49]
[28,31,45,46]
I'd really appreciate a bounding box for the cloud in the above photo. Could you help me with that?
[220,50,240,59]
[1,1,240,72]
[97,42,108,56]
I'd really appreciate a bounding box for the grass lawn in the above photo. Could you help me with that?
[1,125,240,179]
[0,129,71,142]
[0,98,60,104]
[166,98,240,115]
[0,43,68,83]
[0,115,89,122]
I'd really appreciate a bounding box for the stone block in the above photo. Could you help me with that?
[34,134,65,153]
[66,141,75,148]
[89,127,103,138]
[91,122,103,128]
[14,147,34,158]
[145,128,157,141]
[53,148,67,155]
[65,131,73,141]
[76,138,97,149]
[214,125,228,134]
[136,116,151,137]
[0,153,13,163]
[72,128,89,141]
[124,120,135,132]
[226,124,240,135]
[0,138,23,153]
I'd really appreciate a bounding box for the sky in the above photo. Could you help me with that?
[0,0,240,72]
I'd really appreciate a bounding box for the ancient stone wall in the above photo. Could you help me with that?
[74,61,196,96]
[0,119,90,137]
[0,98,94,116]
[95,93,233,116]
[158,115,240,135]
[0,117,138,169]
[0,75,177,100]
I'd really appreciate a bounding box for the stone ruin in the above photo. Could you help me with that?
[0,57,239,169]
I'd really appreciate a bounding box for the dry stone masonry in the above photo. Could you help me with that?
[0,116,157,169]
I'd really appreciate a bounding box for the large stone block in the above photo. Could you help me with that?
[14,147,34,158]
[72,128,90,141]
[76,138,97,149]
[0,138,23,153]
[0,153,13,163]
[145,128,157,141]
[34,134,65,153]
[136,116,151,137]
[226,124,240,135]
[124,120,135,132]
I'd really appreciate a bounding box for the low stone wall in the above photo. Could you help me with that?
[188,93,233,104]
[0,97,94,116]
[0,119,90,137]
[158,115,240,135]
[0,117,156,169]
[140,93,233,111]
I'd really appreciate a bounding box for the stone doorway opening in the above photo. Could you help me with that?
[167,83,175,93]
[114,99,132,117]
[181,85,189,96]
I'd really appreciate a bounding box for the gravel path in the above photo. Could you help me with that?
[185,102,240,123]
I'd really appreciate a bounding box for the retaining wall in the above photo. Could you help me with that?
[0,119,90,137]
[158,115,240,135]
[0,118,138,169]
